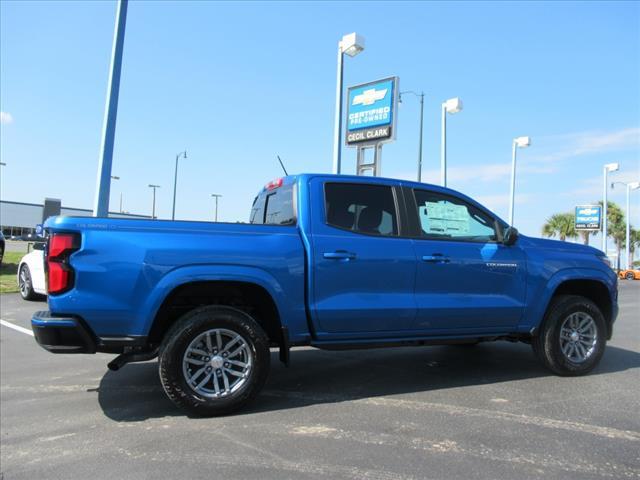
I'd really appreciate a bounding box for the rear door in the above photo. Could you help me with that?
[308,178,417,338]
[407,187,526,333]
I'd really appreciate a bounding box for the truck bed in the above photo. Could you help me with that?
[45,216,307,340]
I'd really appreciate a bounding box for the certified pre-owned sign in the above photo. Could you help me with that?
[346,77,398,146]
[575,205,602,230]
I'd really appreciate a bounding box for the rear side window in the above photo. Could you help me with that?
[325,183,398,236]
[250,184,295,225]
[250,196,266,224]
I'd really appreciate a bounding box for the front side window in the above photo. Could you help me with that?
[413,189,498,242]
[325,183,398,236]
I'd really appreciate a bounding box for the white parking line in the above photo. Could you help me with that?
[0,319,34,336]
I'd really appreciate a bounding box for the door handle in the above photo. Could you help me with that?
[422,254,450,263]
[323,251,356,261]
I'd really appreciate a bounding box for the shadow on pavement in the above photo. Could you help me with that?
[96,341,640,422]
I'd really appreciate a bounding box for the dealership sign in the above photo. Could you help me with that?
[575,205,602,230]
[346,77,398,146]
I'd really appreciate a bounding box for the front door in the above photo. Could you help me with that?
[409,188,527,333]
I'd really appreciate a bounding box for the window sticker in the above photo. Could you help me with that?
[420,202,470,235]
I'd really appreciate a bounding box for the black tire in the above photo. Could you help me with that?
[19,264,37,301]
[159,305,270,417]
[532,295,607,376]
[626,272,635,280]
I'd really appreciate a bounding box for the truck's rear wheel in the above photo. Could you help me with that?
[532,295,606,376]
[159,306,270,416]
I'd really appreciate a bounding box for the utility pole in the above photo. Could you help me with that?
[211,194,222,222]
[148,184,160,219]
[171,150,187,220]
[400,91,425,182]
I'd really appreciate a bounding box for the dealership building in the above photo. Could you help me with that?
[0,199,150,237]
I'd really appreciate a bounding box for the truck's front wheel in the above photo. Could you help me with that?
[532,295,606,376]
[159,306,270,416]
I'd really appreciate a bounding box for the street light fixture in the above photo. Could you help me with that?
[612,180,639,269]
[602,162,620,254]
[148,184,160,219]
[400,91,425,182]
[508,136,531,225]
[211,194,222,222]
[332,32,365,175]
[171,150,187,220]
[440,97,463,187]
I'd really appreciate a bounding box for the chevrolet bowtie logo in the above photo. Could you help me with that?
[352,88,388,106]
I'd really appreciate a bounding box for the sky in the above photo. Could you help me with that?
[1,0,639,248]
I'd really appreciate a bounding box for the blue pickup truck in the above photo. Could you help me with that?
[32,174,618,416]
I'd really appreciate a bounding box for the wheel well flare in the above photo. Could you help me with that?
[552,279,613,335]
[149,281,283,347]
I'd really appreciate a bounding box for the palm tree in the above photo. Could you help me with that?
[627,227,639,269]
[542,213,577,241]
[598,201,626,269]
[579,231,591,246]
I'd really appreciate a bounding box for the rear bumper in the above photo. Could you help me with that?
[31,311,97,354]
[31,311,149,354]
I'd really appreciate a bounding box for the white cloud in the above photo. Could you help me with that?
[0,112,13,124]
[533,127,640,164]
[571,128,640,155]
[389,127,638,188]
[444,127,639,185]
[565,169,640,199]
[474,193,532,210]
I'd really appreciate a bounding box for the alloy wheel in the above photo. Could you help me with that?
[182,328,253,398]
[559,312,597,363]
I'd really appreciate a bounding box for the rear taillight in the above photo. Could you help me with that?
[47,233,80,295]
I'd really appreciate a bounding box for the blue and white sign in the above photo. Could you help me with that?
[35,224,43,236]
[346,77,398,146]
[575,205,602,230]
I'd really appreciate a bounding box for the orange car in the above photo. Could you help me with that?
[618,269,640,280]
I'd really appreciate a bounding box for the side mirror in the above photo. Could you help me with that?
[503,227,519,246]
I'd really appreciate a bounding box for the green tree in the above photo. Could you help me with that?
[542,213,577,241]
[598,201,626,269]
[579,230,592,246]
[628,227,639,268]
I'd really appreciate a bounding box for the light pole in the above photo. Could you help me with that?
[602,163,620,254]
[0,162,6,200]
[612,180,640,269]
[110,175,122,213]
[211,194,222,222]
[332,32,365,175]
[440,97,463,187]
[508,136,531,226]
[171,150,187,220]
[400,91,425,182]
[148,184,160,219]
[93,0,128,217]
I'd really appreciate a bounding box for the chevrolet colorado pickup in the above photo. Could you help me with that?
[32,174,618,416]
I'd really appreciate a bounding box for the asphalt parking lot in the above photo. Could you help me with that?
[1,283,639,480]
